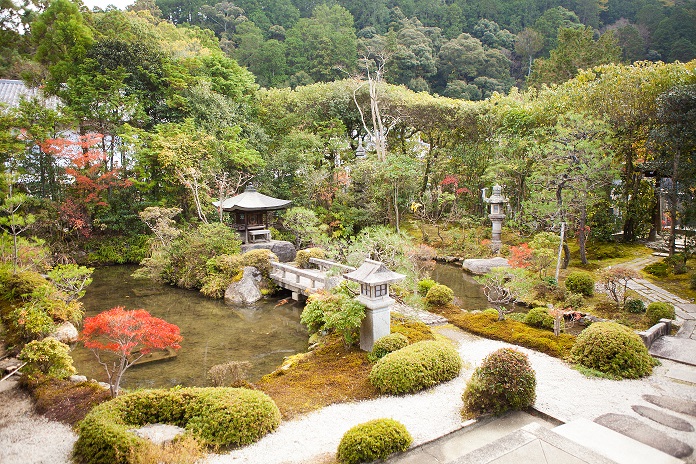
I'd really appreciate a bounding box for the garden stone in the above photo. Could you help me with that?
[241,240,296,262]
[50,322,79,344]
[595,413,693,458]
[69,375,88,383]
[225,266,262,305]
[631,405,694,431]
[462,257,509,275]
[643,394,696,417]
[129,423,185,445]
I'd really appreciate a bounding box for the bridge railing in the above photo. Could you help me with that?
[308,257,356,274]
[270,261,326,290]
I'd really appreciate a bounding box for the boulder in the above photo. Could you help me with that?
[69,375,88,383]
[225,266,263,305]
[241,240,296,262]
[462,257,510,275]
[50,322,79,344]
[129,423,185,445]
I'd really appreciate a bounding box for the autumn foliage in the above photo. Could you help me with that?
[82,306,182,396]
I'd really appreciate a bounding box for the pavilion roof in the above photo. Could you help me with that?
[213,184,292,212]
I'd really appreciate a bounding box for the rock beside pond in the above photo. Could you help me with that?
[129,423,185,445]
[225,266,263,305]
[241,240,296,262]
[462,257,509,275]
[50,322,79,344]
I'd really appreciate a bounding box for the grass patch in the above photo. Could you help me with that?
[256,334,379,420]
[572,364,620,380]
[432,307,576,359]
[643,271,696,302]
[23,376,111,426]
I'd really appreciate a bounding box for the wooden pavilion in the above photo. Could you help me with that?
[213,184,291,243]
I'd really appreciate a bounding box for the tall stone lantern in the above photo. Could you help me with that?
[344,259,405,351]
[482,184,508,253]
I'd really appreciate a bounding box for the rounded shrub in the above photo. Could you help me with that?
[241,248,278,277]
[644,261,669,277]
[570,322,655,379]
[425,284,454,307]
[295,247,326,269]
[646,302,675,326]
[524,307,554,330]
[368,333,409,362]
[19,337,76,380]
[369,340,462,395]
[624,298,646,314]
[462,348,536,418]
[417,278,437,296]
[336,418,412,464]
[564,272,595,297]
[74,387,281,464]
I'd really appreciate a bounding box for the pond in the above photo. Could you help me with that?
[430,262,490,310]
[70,266,308,389]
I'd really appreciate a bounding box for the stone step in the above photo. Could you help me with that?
[553,418,683,464]
[649,336,696,366]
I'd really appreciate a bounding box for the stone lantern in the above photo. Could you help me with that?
[482,184,508,252]
[344,259,405,351]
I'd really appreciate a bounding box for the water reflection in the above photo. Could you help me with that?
[431,262,490,310]
[71,266,308,389]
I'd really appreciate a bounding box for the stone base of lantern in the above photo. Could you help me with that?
[357,295,393,352]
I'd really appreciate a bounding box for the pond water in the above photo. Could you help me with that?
[70,266,308,389]
[430,262,490,310]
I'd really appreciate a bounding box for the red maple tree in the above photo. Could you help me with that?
[81,306,182,397]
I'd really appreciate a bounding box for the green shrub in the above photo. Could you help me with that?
[462,348,536,417]
[482,308,499,318]
[646,302,675,325]
[368,333,409,362]
[691,272,696,290]
[19,338,76,380]
[425,284,454,307]
[625,298,646,314]
[241,248,278,277]
[524,307,555,330]
[336,419,412,464]
[570,322,655,379]
[417,279,437,297]
[644,261,669,277]
[390,313,435,343]
[369,340,462,395]
[1,270,49,301]
[564,272,594,297]
[74,387,281,464]
[295,247,326,269]
[301,287,365,346]
[563,292,585,310]
[10,302,56,343]
[506,312,526,322]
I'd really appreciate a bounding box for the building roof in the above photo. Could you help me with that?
[0,79,60,110]
[212,184,292,212]
[344,259,406,285]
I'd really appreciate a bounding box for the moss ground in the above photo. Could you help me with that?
[24,376,111,426]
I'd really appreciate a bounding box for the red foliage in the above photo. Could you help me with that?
[508,243,533,268]
[82,306,182,357]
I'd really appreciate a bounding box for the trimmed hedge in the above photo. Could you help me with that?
[570,322,655,379]
[368,333,409,362]
[462,348,536,417]
[425,284,454,307]
[337,419,412,464]
[646,302,675,326]
[564,272,595,297]
[524,307,554,330]
[19,338,76,380]
[295,247,325,269]
[417,279,437,297]
[369,340,462,395]
[74,387,281,464]
[625,298,646,314]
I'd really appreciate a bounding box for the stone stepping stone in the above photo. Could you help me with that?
[595,413,693,459]
[632,405,695,432]
[644,394,696,417]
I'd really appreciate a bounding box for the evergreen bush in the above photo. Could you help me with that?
[646,302,675,325]
[417,278,436,296]
[74,387,281,464]
[624,298,646,314]
[19,338,76,380]
[643,261,669,277]
[295,247,325,269]
[369,340,461,394]
[425,284,454,307]
[524,307,554,330]
[462,348,536,417]
[336,419,412,464]
[241,248,278,277]
[368,333,409,362]
[564,272,595,297]
[570,322,655,379]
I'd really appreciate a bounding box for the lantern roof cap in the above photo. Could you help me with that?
[344,259,406,285]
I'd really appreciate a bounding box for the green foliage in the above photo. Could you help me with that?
[19,338,76,380]
[462,348,536,417]
[646,302,676,325]
[200,254,244,299]
[564,272,595,297]
[563,292,586,310]
[9,302,56,344]
[1,270,49,301]
[390,313,436,343]
[369,340,462,395]
[241,249,278,278]
[368,333,409,363]
[281,207,324,248]
[85,235,149,265]
[301,286,366,346]
[74,388,281,464]
[336,418,412,464]
[47,264,93,302]
[691,273,696,290]
[644,262,669,277]
[570,322,655,379]
[625,298,646,314]
[417,278,436,297]
[295,247,326,269]
[425,283,454,307]
[524,307,554,330]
